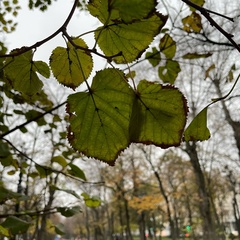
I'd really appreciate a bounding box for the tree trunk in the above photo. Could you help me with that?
[185,142,220,240]
[124,198,133,240]
[138,211,146,240]
[141,148,177,240]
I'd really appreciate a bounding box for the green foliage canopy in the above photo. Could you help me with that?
[1,0,239,236]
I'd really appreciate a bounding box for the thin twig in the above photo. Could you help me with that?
[0,0,79,58]
[3,138,105,185]
[0,101,67,138]
[181,0,240,53]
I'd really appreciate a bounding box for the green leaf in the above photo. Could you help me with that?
[67,68,135,164]
[158,60,181,84]
[160,34,176,59]
[130,80,188,147]
[0,185,25,203]
[0,225,10,237]
[4,51,49,96]
[110,0,157,23]
[182,12,202,33]
[54,223,65,235]
[205,64,215,80]
[51,155,68,168]
[52,185,80,199]
[95,13,167,63]
[1,216,31,235]
[184,107,210,141]
[88,0,110,24]
[67,163,87,181]
[189,0,205,11]
[0,140,10,158]
[25,109,46,126]
[57,206,81,217]
[146,47,161,67]
[81,193,101,208]
[50,38,93,89]
[36,165,53,178]
[182,52,212,59]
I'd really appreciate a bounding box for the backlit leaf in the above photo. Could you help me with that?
[81,193,101,207]
[50,38,93,89]
[183,52,212,59]
[0,225,10,237]
[130,80,188,147]
[160,34,176,59]
[67,68,135,164]
[189,0,205,11]
[55,223,65,235]
[205,64,215,80]
[184,107,210,141]
[158,60,180,84]
[51,155,68,168]
[4,51,49,96]
[110,0,157,23]
[52,185,80,199]
[25,109,46,126]
[182,12,202,33]
[67,163,86,181]
[57,206,81,217]
[95,13,167,63]
[88,0,110,24]
[36,165,53,178]
[146,47,161,67]
[1,216,31,235]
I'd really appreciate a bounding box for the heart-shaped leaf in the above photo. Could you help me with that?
[130,80,188,147]
[67,68,135,164]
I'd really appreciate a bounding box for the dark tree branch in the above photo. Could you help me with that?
[181,0,240,53]
[0,0,79,58]
[3,138,105,185]
[0,101,67,139]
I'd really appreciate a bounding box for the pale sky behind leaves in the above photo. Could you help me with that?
[6,0,101,64]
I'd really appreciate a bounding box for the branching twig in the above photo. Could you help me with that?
[0,101,67,139]
[181,0,240,53]
[0,207,57,219]
[0,0,79,58]
[3,138,105,185]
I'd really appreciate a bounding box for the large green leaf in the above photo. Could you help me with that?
[158,60,181,84]
[88,0,110,24]
[88,0,157,24]
[4,51,50,96]
[1,216,31,235]
[95,13,167,63]
[110,0,157,23]
[184,107,210,141]
[67,68,135,164]
[130,80,188,147]
[50,38,93,89]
